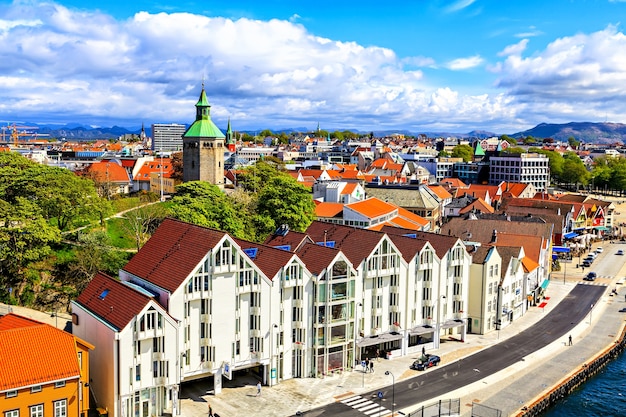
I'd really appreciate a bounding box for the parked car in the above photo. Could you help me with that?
[617,250,624,255]
[596,247,604,253]
[619,307,626,313]
[411,354,441,371]
[583,272,597,281]
[581,260,592,268]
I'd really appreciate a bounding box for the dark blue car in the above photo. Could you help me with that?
[411,354,441,371]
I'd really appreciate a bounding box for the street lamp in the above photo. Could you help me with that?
[385,371,395,416]
[435,295,446,349]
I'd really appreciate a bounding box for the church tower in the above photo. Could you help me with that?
[225,117,236,152]
[182,84,225,187]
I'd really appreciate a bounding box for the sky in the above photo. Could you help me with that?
[2,0,626,135]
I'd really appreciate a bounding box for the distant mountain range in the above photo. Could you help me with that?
[8,122,626,143]
[511,122,626,143]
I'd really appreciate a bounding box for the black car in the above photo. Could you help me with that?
[583,272,597,281]
[411,354,441,371]
[581,260,592,268]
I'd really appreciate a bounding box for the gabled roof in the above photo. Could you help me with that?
[500,182,529,197]
[76,272,153,331]
[81,160,130,183]
[386,233,427,262]
[233,238,295,280]
[295,242,344,276]
[441,216,553,244]
[123,218,227,293]
[382,227,461,258]
[0,314,83,391]
[134,158,173,181]
[263,229,313,252]
[305,221,387,267]
[458,198,495,214]
[440,178,468,188]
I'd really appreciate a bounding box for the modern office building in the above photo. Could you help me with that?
[489,153,550,191]
[151,123,186,152]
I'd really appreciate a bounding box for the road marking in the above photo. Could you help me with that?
[342,395,391,416]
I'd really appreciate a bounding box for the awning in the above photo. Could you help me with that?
[408,325,434,336]
[594,226,610,231]
[540,279,550,290]
[440,319,465,330]
[552,246,570,253]
[356,332,403,347]
[563,232,578,239]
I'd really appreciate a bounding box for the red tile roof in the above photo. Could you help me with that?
[315,202,345,218]
[81,160,130,183]
[75,272,152,330]
[346,197,397,219]
[295,242,343,275]
[0,314,82,391]
[123,218,227,293]
[305,221,386,267]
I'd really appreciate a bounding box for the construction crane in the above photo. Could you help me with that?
[1,124,39,146]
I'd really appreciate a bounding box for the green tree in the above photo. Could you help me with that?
[256,175,316,232]
[560,153,590,187]
[535,150,564,180]
[0,197,61,304]
[451,144,474,162]
[500,134,517,145]
[169,182,248,238]
[568,136,580,149]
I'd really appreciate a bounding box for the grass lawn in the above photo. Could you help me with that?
[105,217,138,249]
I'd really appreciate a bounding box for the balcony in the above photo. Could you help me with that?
[293,321,305,329]
[152,352,165,361]
[250,306,261,315]
[293,299,303,308]
[250,329,262,337]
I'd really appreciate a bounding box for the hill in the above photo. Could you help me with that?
[512,122,626,143]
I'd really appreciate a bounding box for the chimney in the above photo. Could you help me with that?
[491,229,497,243]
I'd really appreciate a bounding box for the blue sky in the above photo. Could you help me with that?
[2,0,626,134]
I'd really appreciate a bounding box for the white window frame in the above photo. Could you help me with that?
[30,404,43,417]
[53,399,67,417]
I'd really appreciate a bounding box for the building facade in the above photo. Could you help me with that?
[489,153,550,191]
[151,124,186,152]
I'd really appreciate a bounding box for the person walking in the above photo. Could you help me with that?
[208,403,214,417]
[256,381,262,396]
[365,357,370,372]
[369,360,374,373]
[568,334,573,346]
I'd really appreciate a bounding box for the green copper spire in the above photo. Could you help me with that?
[183,83,225,139]
[474,140,485,156]
[226,117,234,145]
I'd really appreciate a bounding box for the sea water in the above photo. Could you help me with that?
[542,350,626,416]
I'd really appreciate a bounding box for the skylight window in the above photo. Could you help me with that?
[98,289,110,300]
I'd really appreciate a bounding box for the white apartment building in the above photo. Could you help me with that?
[72,217,472,416]
[489,153,550,191]
[151,124,186,151]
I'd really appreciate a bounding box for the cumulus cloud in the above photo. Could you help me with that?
[446,55,484,70]
[2,1,626,133]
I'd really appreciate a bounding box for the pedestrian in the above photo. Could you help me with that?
[376,348,380,362]
[208,403,213,417]
[256,381,261,396]
[422,346,426,356]
[369,360,374,373]
[568,335,573,346]
[365,357,370,372]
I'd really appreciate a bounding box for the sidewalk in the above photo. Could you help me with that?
[185,279,601,417]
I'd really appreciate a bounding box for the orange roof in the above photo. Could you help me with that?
[338,170,365,180]
[0,314,84,391]
[341,183,358,195]
[459,198,494,214]
[500,182,528,197]
[82,160,130,182]
[440,178,468,188]
[134,158,173,181]
[427,184,453,200]
[346,197,397,218]
[522,256,539,273]
[493,233,542,263]
[315,202,345,218]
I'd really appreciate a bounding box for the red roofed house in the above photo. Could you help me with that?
[0,314,93,417]
[78,160,132,197]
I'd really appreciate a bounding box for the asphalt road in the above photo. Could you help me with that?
[311,283,606,416]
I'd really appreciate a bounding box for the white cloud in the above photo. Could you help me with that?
[445,0,477,13]
[515,26,542,38]
[3,1,626,134]
[498,39,529,57]
[446,55,484,70]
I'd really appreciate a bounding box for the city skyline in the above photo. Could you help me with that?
[2,0,626,134]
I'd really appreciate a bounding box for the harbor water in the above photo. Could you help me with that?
[542,349,626,416]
